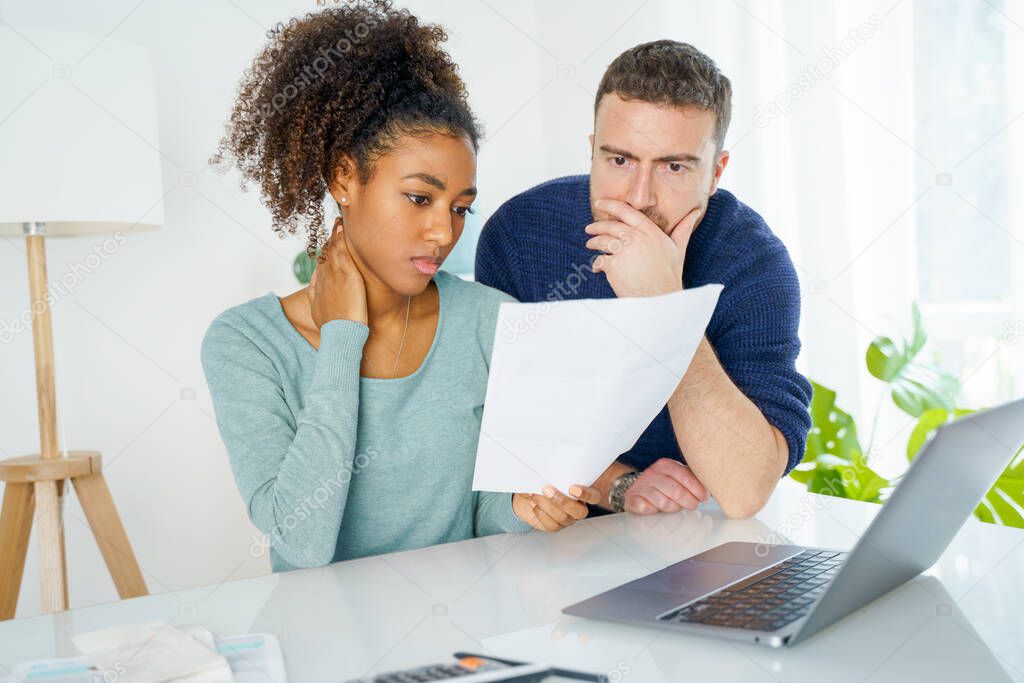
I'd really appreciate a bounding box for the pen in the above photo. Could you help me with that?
[452,652,609,682]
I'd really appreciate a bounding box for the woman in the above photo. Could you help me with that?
[202,0,599,572]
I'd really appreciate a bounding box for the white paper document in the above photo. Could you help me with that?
[9,628,286,683]
[71,622,233,683]
[472,283,723,495]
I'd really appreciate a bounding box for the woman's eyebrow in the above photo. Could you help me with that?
[403,172,477,196]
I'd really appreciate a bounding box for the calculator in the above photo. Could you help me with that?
[346,652,608,682]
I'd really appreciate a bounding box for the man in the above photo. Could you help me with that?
[475,40,812,519]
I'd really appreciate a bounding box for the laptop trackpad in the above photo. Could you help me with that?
[630,560,762,600]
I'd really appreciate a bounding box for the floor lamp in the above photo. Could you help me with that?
[0,29,165,619]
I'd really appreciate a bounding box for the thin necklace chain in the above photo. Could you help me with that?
[364,295,412,379]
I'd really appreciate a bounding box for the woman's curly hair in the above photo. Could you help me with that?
[210,0,481,256]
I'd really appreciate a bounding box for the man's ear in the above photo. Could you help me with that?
[588,133,595,161]
[708,150,730,196]
[327,155,359,207]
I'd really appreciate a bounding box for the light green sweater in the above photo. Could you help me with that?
[201,270,531,572]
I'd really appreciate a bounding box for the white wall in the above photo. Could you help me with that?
[1,0,1017,619]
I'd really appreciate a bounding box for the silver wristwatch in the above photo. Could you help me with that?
[608,471,640,512]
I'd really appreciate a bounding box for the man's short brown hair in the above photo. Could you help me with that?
[595,40,732,151]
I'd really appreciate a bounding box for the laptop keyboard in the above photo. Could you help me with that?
[657,549,848,632]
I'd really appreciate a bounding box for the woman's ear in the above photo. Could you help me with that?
[327,155,359,208]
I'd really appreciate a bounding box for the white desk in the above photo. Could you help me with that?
[1,483,1021,682]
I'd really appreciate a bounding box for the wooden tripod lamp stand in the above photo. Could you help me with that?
[0,29,166,619]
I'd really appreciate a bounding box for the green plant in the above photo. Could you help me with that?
[790,380,890,503]
[793,304,1024,529]
[864,303,959,419]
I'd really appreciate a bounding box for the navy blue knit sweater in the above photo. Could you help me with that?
[475,175,812,477]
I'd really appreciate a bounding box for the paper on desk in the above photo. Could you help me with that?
[472,283,723,495]
[13,632,284,683]
[72,621,233,683]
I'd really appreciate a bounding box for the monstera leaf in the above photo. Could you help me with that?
[792,381,889,502]
[865,303,959,417]
[834,451,890,502]
[802,381,861,462]
[908,408,1024,528]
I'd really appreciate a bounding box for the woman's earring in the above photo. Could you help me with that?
[340,196,348,204]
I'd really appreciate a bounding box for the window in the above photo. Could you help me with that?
[913,0,1023,409]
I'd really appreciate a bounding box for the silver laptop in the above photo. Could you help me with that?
[563,396,1024,647]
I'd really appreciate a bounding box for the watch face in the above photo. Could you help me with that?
[610,472,638,512]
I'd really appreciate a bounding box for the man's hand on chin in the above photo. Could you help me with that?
[625,458,710,514]
[585,198,702,298]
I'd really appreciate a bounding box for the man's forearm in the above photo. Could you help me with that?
[667,336,788,518]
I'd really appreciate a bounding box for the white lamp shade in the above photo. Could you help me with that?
[0,29,165,237]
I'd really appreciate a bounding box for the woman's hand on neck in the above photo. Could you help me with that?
[307,220,369,327]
